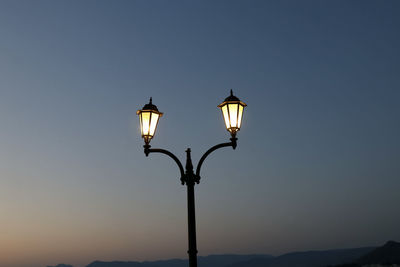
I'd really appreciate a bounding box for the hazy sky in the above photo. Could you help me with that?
[0,1,399,267]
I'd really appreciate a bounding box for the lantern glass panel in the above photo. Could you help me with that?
[139,113,143,135]
[221,105,230,129]
[228,103,239,128]
[149,112,160,137]
[238,104,244,128]
[141,111,151,136]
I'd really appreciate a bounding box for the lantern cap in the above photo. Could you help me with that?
[224,89,241,102]
[142,97,159,111]
[218,90,247,108]
[137,97,163,116]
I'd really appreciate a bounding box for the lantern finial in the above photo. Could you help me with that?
[149,97,152,104]
[230,89,233,96]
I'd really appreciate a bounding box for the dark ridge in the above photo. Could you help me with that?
[84,254,273,267]
[227,247,375,267]
[357,240,400,265]
[86,261,158,267]
[50,242,399,267]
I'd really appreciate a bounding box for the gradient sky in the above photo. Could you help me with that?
[0,1,399,267]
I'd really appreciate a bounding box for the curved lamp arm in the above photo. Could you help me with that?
[144,144,185,184]
[195,137,237,182]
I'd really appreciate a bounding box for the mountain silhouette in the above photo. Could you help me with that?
[49,242,400,267]
[227,247,374,267]
[357,240,400,265]
[330,240,400,266]
[86,261,158,267]
[80,248,373,267]
[84,254,272,267]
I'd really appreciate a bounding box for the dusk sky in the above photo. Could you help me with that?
[0,1,399,267]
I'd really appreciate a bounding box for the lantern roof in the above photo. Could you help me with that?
[218,90,247,108]
[141,97,159,111]
[224,89,241,102]
[137,98,163,116]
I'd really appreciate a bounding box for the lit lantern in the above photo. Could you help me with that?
[218,90,247,136]
[137,98,163,144]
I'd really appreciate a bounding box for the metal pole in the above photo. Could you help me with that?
[144,141,236,267]
[185,149,198,267]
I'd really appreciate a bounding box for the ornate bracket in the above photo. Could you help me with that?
[144,144,185,184]
[143,136,237,185]
[195,136,237,183]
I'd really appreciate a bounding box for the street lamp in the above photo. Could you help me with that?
[137,90,246,267]
[218,89,247,137]
[136,97,163,145]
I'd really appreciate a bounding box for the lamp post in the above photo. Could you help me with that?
[137,90,246,267]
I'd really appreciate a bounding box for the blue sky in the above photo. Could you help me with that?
[0,1,399,267]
